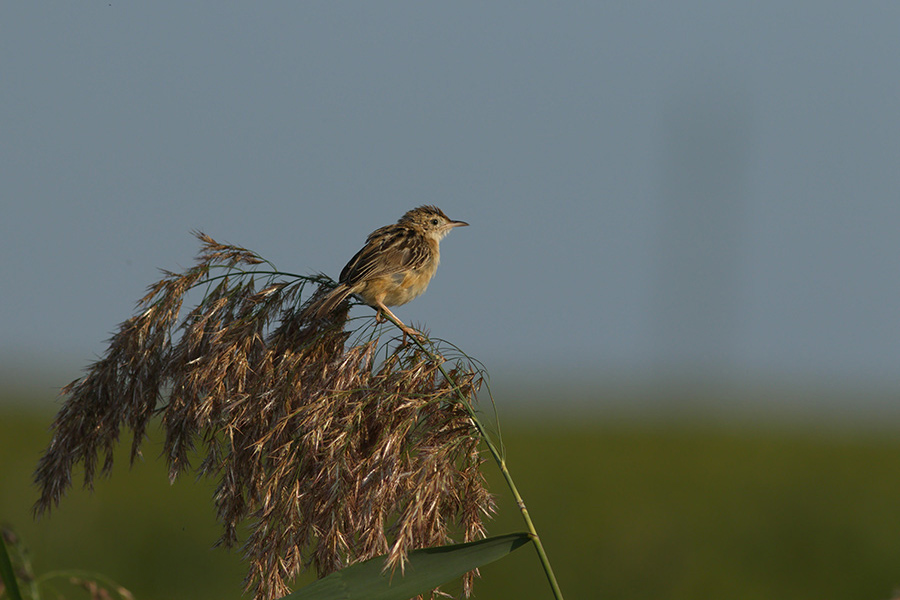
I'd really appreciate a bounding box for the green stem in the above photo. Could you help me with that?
[0,534,24,600]
[383,315,565,600]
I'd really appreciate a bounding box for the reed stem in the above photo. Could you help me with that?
[382,315,566,600]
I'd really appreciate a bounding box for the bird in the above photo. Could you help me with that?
[305,205,468,339]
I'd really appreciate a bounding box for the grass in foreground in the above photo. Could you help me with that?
[26,233,556,600]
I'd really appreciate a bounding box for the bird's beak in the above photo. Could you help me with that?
[449,220,469,228]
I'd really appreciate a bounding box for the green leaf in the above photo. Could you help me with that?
[283,532,532,600]
[0,534,24,600]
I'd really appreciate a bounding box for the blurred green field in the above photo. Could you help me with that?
[2,398,900,600]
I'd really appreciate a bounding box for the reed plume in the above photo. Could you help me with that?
[33,232,494,600]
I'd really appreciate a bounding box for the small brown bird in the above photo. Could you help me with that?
[307,205,468,338]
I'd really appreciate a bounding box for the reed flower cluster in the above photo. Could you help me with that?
[33,233,494,600]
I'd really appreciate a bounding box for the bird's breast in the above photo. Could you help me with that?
[384,260,438,306]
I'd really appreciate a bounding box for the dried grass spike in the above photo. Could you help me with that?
[33,232,494,600]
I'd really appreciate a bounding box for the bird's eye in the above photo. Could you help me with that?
[430,219,439,226]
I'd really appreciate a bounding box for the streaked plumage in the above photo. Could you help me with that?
[307,205,468,337]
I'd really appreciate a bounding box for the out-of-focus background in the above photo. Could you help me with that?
[2,3,899,599]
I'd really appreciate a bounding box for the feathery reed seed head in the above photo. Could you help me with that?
[33,232,494,600]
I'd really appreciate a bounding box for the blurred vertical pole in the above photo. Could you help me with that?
[654,78,752,386]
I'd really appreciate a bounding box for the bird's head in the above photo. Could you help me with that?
[400,205,469,241]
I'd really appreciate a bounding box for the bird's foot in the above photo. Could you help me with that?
[399,325,427,346]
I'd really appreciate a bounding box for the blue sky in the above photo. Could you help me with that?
[3,3,900,405]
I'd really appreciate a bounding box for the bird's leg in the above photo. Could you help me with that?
[376,302,425,342]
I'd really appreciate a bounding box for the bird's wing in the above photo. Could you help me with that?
[340,225,431,286]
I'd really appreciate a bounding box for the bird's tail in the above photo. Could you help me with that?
[302,282,355,323]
